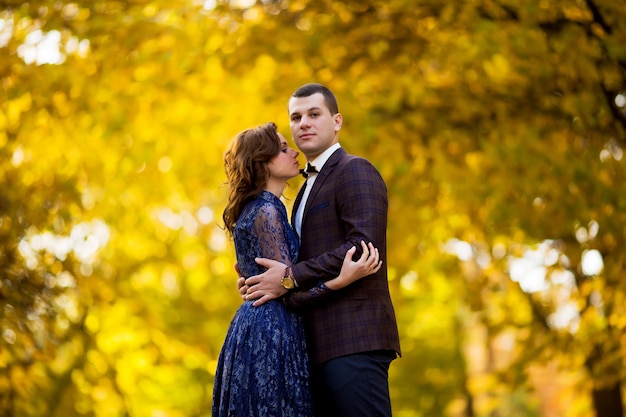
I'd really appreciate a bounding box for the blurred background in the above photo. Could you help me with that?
[1,0,625,416]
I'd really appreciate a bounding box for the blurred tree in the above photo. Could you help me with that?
[0,1,243,416]
[1,0,625,416]
[210,0,625,415]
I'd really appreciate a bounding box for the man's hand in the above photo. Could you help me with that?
[235,263,250,300]
[237,276,248,299]
[244,258,289,307]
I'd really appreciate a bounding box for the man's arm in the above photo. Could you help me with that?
[291,156,388,289]
[244,241,381,307]
[243,157,387,306]
[242,258,288,306]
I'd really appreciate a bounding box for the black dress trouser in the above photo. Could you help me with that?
[310,350,396,417]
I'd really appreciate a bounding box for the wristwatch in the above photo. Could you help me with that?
[281,266,295,290]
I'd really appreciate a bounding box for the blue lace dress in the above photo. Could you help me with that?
[212,191,312,417]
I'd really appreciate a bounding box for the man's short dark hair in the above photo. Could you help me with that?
[291,83,339,115]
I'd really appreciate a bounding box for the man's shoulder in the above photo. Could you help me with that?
[336,152,378,173]
[331,148,371,166]
[326,148,384,185]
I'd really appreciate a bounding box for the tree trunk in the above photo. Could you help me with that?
[591,382,623,417]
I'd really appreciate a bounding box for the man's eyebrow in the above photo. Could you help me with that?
[290,106,322,116]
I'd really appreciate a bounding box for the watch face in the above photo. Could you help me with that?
[282,277,294,289]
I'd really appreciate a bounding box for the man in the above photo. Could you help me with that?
[243,83,401,417]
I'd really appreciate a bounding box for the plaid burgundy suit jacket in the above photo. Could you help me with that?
[290,147,401,364]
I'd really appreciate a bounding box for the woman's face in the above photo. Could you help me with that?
[267,133,301,181]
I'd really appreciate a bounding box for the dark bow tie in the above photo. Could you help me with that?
[300,163,318,179]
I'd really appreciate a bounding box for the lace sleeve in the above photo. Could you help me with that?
[253,202,293,265]
[283,281,337,311]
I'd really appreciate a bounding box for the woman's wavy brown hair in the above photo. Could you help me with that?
[222,122,281,237]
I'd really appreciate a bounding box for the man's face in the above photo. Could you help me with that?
[288,93,342,160]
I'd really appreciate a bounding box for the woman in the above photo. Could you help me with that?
[212,122,380,417]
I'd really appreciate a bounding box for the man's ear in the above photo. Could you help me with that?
[334,113,343,132]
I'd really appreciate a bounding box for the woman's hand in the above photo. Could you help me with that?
[325,241,382,290]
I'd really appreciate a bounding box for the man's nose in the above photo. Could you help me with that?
[300,115,312,127]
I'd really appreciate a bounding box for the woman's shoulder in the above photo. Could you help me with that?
[241,192,283,217]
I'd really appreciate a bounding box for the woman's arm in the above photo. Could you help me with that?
[284,241,381,310]
[326,241,381,290]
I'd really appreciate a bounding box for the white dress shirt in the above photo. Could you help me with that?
[294,143,341,239]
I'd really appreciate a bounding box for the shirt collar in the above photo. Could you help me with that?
[309,143,341,172]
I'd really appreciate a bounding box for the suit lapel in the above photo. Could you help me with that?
[301,148,345,220]
[292,181,307,225]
